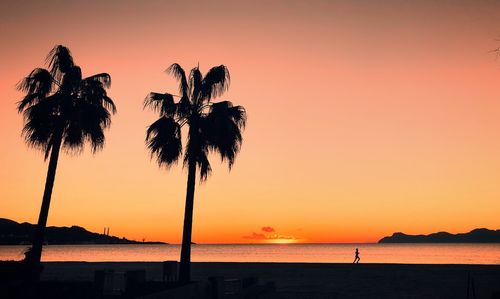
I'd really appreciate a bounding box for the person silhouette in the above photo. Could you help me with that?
[353,248,360,263]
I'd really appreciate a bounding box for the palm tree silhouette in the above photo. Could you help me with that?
[145,63,246,283]
[17,45,116,269]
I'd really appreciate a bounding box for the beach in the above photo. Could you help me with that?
[40,262,500,298]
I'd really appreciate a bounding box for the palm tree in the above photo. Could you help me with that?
[145,63,246,283]
[17,45,116,268]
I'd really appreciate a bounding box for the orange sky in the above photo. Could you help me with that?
[1,0,500,244]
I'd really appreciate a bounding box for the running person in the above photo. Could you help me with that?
[353,248,360,263]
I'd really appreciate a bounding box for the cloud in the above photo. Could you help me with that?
[261,226,275,233]
[243,232,267,240]
[243,226,298,241]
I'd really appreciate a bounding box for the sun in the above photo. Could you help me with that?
[268,238,297,244]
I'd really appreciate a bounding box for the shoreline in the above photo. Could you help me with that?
[40,262,500,298]
[2,243,499,265]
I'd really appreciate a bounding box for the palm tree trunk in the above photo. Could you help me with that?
[178,156,197,284]
[26,134,63,268]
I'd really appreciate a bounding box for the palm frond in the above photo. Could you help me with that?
[78,78,117,114]
[198,151,212,181]
[46,45,74,83]
[200,65,230,101]
[166,63,189,97]
[60,65,82,93]
[202,100,246,169]
[17,93,45,114]
[16,68,53,94]
[144,92,176,117]
[146,116,182,167]
[83,73,111,88]
[102,96,117,114]
[177,95,192,119]
[64,100,111,153]
[21,96,61,158]
[189,67,202,102]
[210,101,247,128]
[63,118,84,153]
[183,135,212,181]
[16,68,53,112]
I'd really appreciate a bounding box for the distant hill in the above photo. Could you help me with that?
[379,228,500,243]
[0,218,166,245]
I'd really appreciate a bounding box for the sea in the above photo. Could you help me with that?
[0,243,499,264]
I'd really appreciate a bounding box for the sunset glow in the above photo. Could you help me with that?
[1,0,500,244]
[267,239,298,245]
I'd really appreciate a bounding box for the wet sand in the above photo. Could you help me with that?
[41,262,500,298]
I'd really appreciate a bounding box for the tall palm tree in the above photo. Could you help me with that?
[17,45,116,268]
[145,63,246,283]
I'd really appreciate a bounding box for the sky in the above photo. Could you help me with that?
[1,0,500,244]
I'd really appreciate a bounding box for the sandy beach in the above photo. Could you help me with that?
[40,262,500,298]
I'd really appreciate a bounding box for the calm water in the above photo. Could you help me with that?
[0,244,499,264]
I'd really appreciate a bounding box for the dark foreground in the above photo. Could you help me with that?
[37,262,500,299]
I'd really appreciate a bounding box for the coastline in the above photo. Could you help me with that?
[40,262,500,298]
[2,243,499,264]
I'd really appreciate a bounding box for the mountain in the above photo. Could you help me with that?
[379,228,500,243]
[0,218,166,245]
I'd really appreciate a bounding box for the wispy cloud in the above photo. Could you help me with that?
[261,226,275,233]
[243,226,298,241]
[243,232,267,240]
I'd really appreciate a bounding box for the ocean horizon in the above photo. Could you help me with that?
[1,243,498,264]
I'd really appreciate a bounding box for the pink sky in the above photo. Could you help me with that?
[0,1,500,243]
